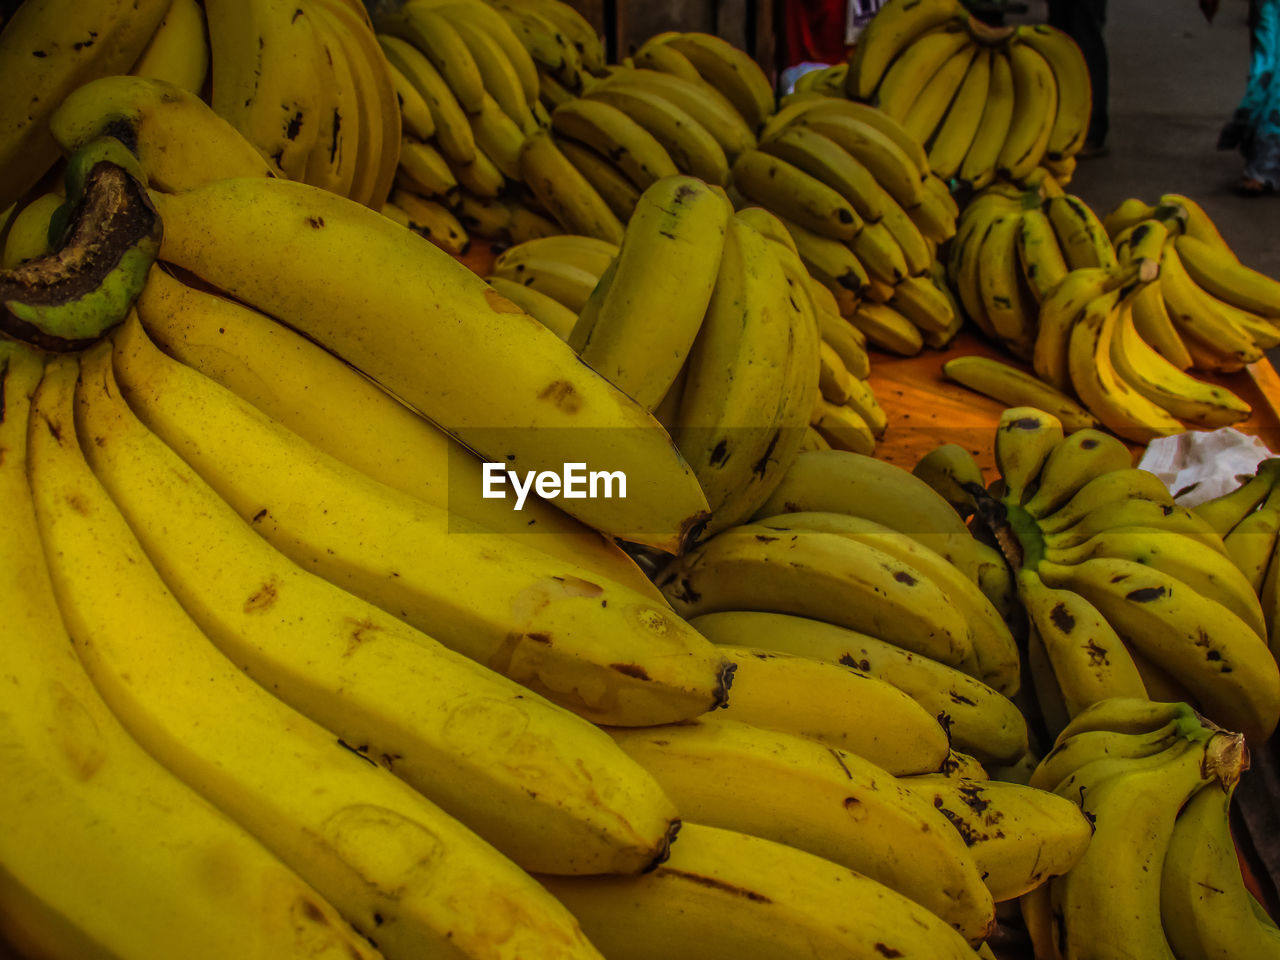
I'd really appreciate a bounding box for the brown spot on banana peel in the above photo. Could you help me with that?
[244,578,279,613]
[0,161,161,351]
[484,287,525,314]
[1125,585,1167,603]
[1050,602,1075,633]
[536,379,582,413]
[658,868,773,902]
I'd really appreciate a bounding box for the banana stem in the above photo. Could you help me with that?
[0,159,160,351]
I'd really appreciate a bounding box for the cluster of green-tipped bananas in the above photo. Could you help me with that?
[1019,699,1272,960]
[1100,192,1280,374]
[930,407,1280,745]
[845,0,1089,187]
[723,95,964,355]
[944,181,1257,443]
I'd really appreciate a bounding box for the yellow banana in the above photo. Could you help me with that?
[872,25,974,122]
[376,32,477,165]
[584,84,729,185]
[731,148,862,240]
[1045,192,1118,270]
[633,34,703,82]
[658,32,776,133]
[520,129,625,242]
[958,48,1015,189]
[810,395,878,453]
[900,40,979,148]
[759,124,895,222]
[467,91,527,179]
[555,136,641,220]
[373,3,484,112]
[387,59,437,140]
[1017,23,1092,159]
[943,355,1100,432]
[436,0,540,106]
[1175,232,1280,318]
[130,0,209,95]
[846,0,966,99]
[1161,237,1265,366]
[794,110,925,209]
[928,45,992,179]
[389,187,470,255]
[0,191,61,268]
[1015,204,1070,303]
[606,716,996,942]
[996,38,1058,180]
[551,97,679,189]
[396,136,459,199]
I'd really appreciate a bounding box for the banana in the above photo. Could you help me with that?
[1,191,61,268]
[606,716,996,943]
[569,176,729,408]
[777,98,931,176]
[1043,501,1227,555]
[488,253,601,313]
[0,343,381,960]
[816,302,872,377]
[1032,261,1154,392]
[498,5,583,90]
[389,187,470,255]
[799,425,832,451]
[376,32,477,165]
[975,209,1039,357]
[1068,286,1187,443]
[731,148,862,240]
[1157,238,1266,367]
[1039,556,1280,743]
[1029,717,1193,794]
[845,0,965,99]
[556,136,641,220]
[466,91,527,179]
[78,336,689,878]
[1225,502,1280,594]
[446,11,536,132]
[1045,193,1118,271]
[1130,271,1194,369]
[947,189,1020,339]
[794,110,925,209]
[669,218,812,533]
[374,3,484,112]
[900,40,980,148]
[520,129,625,241]
[388,59,437,140]
[1102,197,1160,238]
[551,98,679,190]
[445,141,506,199]
[1017,567,1149,718]
[708,645,951,775]
[48,75,275,193]
[1053,696,1200,740]
[396,136,459,199]
[958,48,1015,190]
[995,406,1065,505]
[1015,205,1071,303]
[996,39,1058,180]
[108,321,730,727]
[507,197,562,242]
[691,605,1026,764]
[1050,731,1247,960]
[1022,428,1134,518]
[204,0,327,181]
[311,0,401,208]
[301,3,360,199]
[781,215,871,311]
[130,0,209,94]
[0,0,171,210]
[511,0,604,74]
[484,274,579,338]
[907,174,961,243]
[493,233,619,278]
[748,512,1018,693]
[659,523,976,670]
[33,347,607,960]
[757,448,983,577]
[927,46,992,179]
[584,85,729,185]
[1210,456,1280,530]
[913,442,985,518]
[1046,525,1268,639]
[437,0,540,107]
[1161,780,1280,960]
[898,776,1093,903]
[810,396,877,453]
[592,67,756,160]
[1110,299,1252,427]
[1035,467,1175,534]
[942,356,1101,433]
[657,32,776,133]
[633,35,703,82]
[1112,217,1170,269]
[872,26,974,123]
[1175,232,1280,318]
[879,199,933,277]
[759,125,895,223]
[455,190,515,239]
[540,820,979,959]
[1017,23,1092,159]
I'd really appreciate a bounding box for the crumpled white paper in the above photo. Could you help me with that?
[1137,428,1275,507]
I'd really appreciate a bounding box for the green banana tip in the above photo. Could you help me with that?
[0,159,160,352]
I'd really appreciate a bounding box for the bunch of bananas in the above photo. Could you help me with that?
[725,96,964,355]
[946,182,1257,442]
[1020,699,1274,960]
[532,31,773,239]
[1100,192,1280,373]
[202,0,402,205]
[845,0,1090,186]
[939,407,1280,745]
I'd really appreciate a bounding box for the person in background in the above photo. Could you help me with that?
[1046,0,1109,157]
[1212,0,1280,196]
